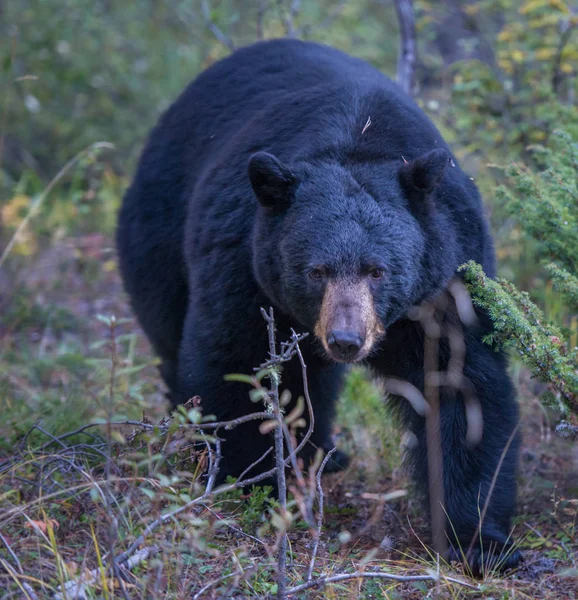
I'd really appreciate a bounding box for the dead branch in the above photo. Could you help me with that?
[552,17,576,95]
[262,306,288,599]
[394,0,417,96]
[306,448,336,581]
[286,570,478,595]
[278,0,301,38]
[202,503,269,548]
[192,565,256,600]
[237,446,274,481]
[201,0,235,51]
[256,0,269,40]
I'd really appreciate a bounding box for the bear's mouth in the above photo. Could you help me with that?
[324,342,370,364]
[317,330,382,364]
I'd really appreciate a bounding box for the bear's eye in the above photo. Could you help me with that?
[369,267,386,280]
[308,268,325,281]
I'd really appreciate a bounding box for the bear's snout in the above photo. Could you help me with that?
[314,279,384,363]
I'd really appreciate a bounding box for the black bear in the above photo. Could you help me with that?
[116,39,520,573]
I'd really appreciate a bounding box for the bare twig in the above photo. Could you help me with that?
[202,504,268,548]
[256,0,269,40]
[205,438,222,494]
[278,0,300,38]
[237,446,274,481]
[0,533,21,573]
[394,0,417,96]
[552,17,576,95]
[306,448,336,581]
[201,0,235,50]
[447,279,478,327]
[261,306,288,599]
[258,330,308,369]
[192,566,256,600]
[291,329,315,457]
[286,570,478,595]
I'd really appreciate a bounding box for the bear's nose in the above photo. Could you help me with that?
[327,330,363,361]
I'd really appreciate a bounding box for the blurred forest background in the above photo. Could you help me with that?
[1,1,577,599]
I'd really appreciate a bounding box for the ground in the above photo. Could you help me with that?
[1,232,577,599]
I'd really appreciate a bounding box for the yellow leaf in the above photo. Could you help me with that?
[535,47,557,60]
[520,0,549,15]
[498,59,514,74]
[549,0,569,13]
[12,229,37,257]
[561,62,574,73]
[464,4,480,15]
[103,258,116,272]
[103,167,117,185]
[1,195,30,227]
[511,50,526,63]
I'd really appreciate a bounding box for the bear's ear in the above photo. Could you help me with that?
[399,148,454,194]
[248,151,296,211]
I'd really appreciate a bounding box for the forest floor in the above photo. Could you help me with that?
[1,232,577,599]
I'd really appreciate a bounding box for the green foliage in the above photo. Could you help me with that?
[0,295,158,447]
[546,262,578,310]
[337,367,401,477]
[413,2,578,292]
[0,0,399,184]
[496,130,578,301]
[0,0,207,179]
[461,130,577,422]
[461,261,578,414]
[438,0,578,156]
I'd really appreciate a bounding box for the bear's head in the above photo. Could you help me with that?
[249,149,460,363]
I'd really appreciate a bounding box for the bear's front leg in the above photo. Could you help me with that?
[370,314,522,575]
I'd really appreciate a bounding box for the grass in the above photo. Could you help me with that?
[1,175,577,598]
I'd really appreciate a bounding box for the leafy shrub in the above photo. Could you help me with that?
[462,129,578,420]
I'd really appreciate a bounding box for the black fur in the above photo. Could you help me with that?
[116,39,520,573]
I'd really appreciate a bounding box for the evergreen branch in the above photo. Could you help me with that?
[460,261,578,415]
